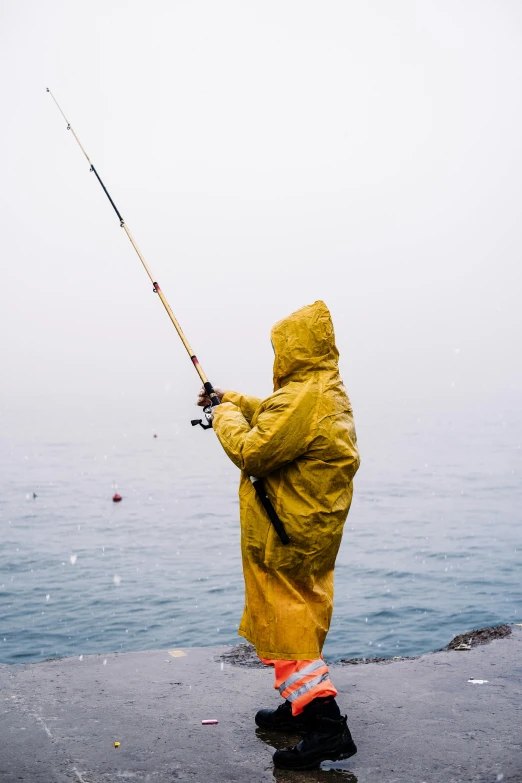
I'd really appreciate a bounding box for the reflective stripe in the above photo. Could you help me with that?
[286,672,330,703]
[278,659,325,696]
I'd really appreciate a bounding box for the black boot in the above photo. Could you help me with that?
[272,699,357,770]
[255,700,311,732]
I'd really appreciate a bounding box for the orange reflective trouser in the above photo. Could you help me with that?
[260,658,338,716]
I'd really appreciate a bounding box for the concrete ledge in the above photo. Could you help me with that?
[1,626,521,782]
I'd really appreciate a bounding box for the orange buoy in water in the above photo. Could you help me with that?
[112,493,122,502]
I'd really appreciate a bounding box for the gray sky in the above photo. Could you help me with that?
[1,0,521,426]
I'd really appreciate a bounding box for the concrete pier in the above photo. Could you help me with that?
[1,626,521,782]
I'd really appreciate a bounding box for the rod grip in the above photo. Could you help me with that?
[251,478,290,545]
[204,380,221,407]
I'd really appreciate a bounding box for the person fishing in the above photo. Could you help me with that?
[197,300,360,770]
[47,92,359,772]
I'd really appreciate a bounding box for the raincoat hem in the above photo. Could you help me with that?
[256,647,323,661]
[238,628,322,661]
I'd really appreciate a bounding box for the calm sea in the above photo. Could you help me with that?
[1,398,521,664]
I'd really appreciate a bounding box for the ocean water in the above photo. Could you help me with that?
[1,400,521,664]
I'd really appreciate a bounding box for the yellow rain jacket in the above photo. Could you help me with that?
[212,301,359,659]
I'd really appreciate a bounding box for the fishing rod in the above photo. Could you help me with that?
[46,88,289,545]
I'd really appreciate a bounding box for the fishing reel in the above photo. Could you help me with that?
[191,383,221,430]
[191,405,213,430]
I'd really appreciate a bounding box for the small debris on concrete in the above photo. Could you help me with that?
[114,741,120,748]
[202,719,218,725]
[468,679,489,684]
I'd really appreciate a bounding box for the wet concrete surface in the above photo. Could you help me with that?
[1,626,521,783]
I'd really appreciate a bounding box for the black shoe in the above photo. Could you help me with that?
[255,700,311,732]
[272,715,357,770]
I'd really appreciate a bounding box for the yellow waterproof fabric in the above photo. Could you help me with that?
[212,301,360,659]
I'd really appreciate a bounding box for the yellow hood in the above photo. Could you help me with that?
[271,300,339,390]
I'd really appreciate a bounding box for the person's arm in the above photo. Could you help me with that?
[212,381,317,477]
[196,387,262,425]
[222,391,263,425]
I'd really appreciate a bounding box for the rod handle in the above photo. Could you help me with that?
[251,477,290,545]
[203,381,221,408]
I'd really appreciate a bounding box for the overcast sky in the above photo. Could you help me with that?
[1,0,521,430]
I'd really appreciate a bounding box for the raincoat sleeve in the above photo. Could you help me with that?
[213,381,316,477]
[222,390,263,425]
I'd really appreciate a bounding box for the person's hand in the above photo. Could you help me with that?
[196,387,225,407]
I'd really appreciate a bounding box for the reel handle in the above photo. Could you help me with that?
[191,381,221,429]
[191,404,214,430]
